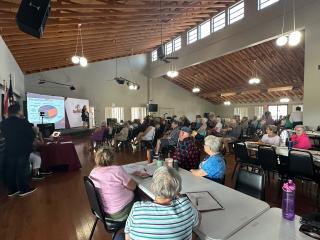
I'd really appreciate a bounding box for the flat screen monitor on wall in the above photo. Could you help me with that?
[27,92,65,129]
[148,104,158,112]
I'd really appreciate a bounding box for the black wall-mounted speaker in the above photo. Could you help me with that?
[16,0,51,38]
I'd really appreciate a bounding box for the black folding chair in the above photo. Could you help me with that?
[235,168,265,200]
[232,142,258,178]
[288,150,320,202]
[83,176,126,240]
[258,145,280,183]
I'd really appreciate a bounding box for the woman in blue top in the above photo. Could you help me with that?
[191,135,226,183]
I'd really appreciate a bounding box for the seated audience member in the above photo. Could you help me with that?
[173,127,200,171]
[193,118,207,141]
[134,120,155,151]
[125,166,199,240]
[222,119,241,153]
[240,117,249,136]
[29,126,47,180]
[191,136,226,183]
[284,115,293,129]
[91,121,108,148]
[207,113,217,129]
[114,122,130,148]
[89,148,136,220]
[258,125,281,146]
[154,120,180,156]
[179,115,191,127]
[291,125,312,150]
[194,115,202,130]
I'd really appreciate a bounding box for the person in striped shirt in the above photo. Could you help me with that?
[124,166,200,240]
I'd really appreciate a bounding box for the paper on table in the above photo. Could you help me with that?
[186,191,223,212]
[122,164,145,174]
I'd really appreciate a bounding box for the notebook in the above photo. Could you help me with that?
[185,191,224,212]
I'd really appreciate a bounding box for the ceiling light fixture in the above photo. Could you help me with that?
[221,92,236,97]
[192,87,200,93]
[167,69,179,78]
[276,0,288,46]
[224,101,231,106]
[280,97,290,103]
[38,79,76,91]
[268,85,293,92]
[288,0,301,46]
[248,59,261,85]
[71,24,88,67]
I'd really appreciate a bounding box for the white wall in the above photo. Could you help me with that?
[151,77,215,121]
[0,37,24,102]
[25,54,215,124]
[25,54,148,124]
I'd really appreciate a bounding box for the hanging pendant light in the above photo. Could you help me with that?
[71,24,88,67]
[276,0,288,47]
[248,60,261,85]
[167,61,179,78]
[192,86,200,93]
[288,0,301,46]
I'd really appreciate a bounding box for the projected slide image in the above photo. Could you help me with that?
[27,93,65,129]
[39,105,58,119]
[65,98,89,128]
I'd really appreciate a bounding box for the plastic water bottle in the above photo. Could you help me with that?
[282,180,296,221]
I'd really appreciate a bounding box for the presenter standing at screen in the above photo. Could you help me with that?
[81,105,89,128]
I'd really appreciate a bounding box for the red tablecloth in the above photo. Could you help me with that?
[40,142,81,171]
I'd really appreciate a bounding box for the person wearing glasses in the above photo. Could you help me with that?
[191,135,226,183]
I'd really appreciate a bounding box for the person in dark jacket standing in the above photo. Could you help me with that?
[1,102,36,197]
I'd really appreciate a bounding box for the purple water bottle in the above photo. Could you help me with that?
[282,180,296,221]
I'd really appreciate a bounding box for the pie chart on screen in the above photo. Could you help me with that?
[38,105,58,119]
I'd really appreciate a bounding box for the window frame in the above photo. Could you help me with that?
[151,50,157,62]
[105,106,124,123]
[187,27,198,45]
[234,107,248,119]
[131,107,147,122]
[165,41,173,55]
[228,0,245,25]
[258,0,279,10]
[212,11,226,32]
[173,36,181,52]
[199,19,211,39]
[268,104,288,120]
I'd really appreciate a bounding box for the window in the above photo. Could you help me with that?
[212,11,226,32]
[165,41,173,55]
[199,20,211,39]
[187,27,198,44]
[131,107,146,122]
[254,106,264,119]
[292,104,303,112]
[234,107,248,119]
[173,36,181,51]
[268,105,288,120]
[105,107,124,123]
[151,50,157,62]
[228,0,244,25]
[258,0,279,10]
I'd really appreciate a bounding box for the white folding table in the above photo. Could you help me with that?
[123,161,270,240]
[227,208,314,240]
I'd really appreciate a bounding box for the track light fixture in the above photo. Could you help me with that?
[38,79,76,91]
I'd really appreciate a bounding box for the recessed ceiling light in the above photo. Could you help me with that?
[280,97,290,103]
[224,101,231,106]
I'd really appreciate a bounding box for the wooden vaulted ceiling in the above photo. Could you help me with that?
[164,38,305,104]
[0,0,238,74]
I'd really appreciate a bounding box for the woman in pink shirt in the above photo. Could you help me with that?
[291,125,312,150]
[89,148,136,221]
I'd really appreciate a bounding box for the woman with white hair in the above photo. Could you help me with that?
[258,125,280,146]
[291,125,312,149]
[191,135,226,183]
[125,166,200,240]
